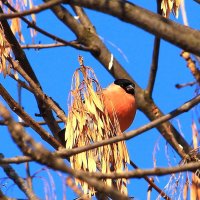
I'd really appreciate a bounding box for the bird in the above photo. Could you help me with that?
[103,79,136,132]
[57,79,136,145]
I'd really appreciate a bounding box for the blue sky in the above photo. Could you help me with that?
[0,0,200,199]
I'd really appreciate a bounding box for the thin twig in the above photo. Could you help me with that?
[130,161,171,200]
[0,0,65,20]
[175,81,197,89]
[0,6,62,136]
[0,156,32,164]
[9,59,67,122]
[0,154,39,200]
[25,162,33,192]
[0,119,63,127]
[9,74,33,92]
[3,1,91,51]
[17,80,33,192]
[146,36,160,96]
[91,161,200,179]
[147,179,153,200]
[21,43,67,49]
[146,0,161,96]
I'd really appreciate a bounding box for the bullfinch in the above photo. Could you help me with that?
[103,79,136,132]
[58,79,136,144]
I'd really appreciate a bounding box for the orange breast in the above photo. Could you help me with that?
[102,84,136,132]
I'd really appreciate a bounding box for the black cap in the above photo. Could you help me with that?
[114,79,135,95]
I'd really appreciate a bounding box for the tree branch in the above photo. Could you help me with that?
[0,0,65,20]
[0,154,39,200]
[130,160,171,200]
[194,0,200,4]
[0,6,62,136]
[0,119,63,127]
[0,155,32,164]
[175,81,197,89]
[9,74,33,92]
[0,189,9,200]
[4,0,91,51]
[0,84,62,149]
[71,5,96,34]
[146,0,161,96]
[146,37,160,96]
[9,59,67,123]
[25,162,33,193]
[21,43,68,49]
[64,0,200,56]
[92,161,200,179]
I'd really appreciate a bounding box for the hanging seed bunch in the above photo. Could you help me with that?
[65,56,130,196]
[161,0,182,18]
[1,0,37,42]
[0,23,11,77]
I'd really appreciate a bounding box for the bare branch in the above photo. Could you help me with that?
[0,119,63,127]
[9,59,67,122]
[44,2,99,53]
[4,0,91,51]
[21,43,68,49]
[0,84,62,149]
[0,6,62,135]
[175,81,197,89]
[4,0,200,57]
[146,37,160,96]
[194,0,200,4]
[71,5,96,34]
[91,161,200,179]
[0,156,32,164]
[0,0,65,20]
[146,0,161,96]
[20,42,89,51]
[0,154,39,200]
[64,0,200,56]
[25,162,32,192]
[9,74,33,92]
[130,161,171,200]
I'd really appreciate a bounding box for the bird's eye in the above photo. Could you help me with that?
[114,79,135,95]
[125,84,135,95]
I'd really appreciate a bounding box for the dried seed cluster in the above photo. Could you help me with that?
[65,57,130,196]
[161,0,181,18]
